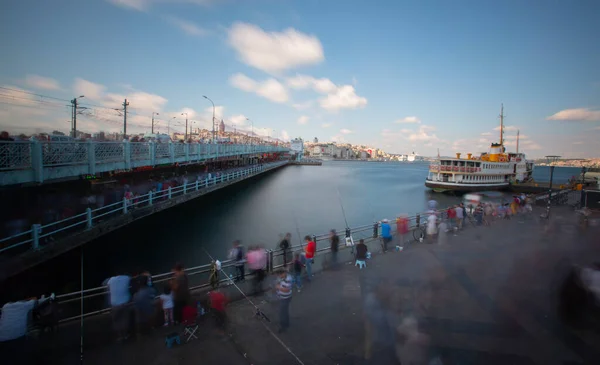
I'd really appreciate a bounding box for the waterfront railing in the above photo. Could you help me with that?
[0,160,289,256]
[0,140,289,185]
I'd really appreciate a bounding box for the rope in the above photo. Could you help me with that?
[201,248,305,365]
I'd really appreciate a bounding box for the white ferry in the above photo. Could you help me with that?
[425,106,534,193]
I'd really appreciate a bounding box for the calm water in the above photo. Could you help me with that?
[0,162,580,300]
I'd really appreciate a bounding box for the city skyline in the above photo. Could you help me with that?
[0,0,599,158]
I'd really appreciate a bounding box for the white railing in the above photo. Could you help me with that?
[0,161,289,256]
[0,140,289,185]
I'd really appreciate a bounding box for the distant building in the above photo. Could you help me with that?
[314,137,318,143]
[219,120,225,134]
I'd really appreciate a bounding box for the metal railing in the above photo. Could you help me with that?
[0,161,289,256]
[0,140,289,185]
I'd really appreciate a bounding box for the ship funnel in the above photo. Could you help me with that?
[467,153,472,159]
[456,153,461,159]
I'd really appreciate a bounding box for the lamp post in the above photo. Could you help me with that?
[246,118,253,146]
[181,113,188,141]
[202,95,215,144]
[71,95,85,138]
[151,112,159,134]
[545,155,561,219]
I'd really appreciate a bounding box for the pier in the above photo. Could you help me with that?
[12,204,600,365]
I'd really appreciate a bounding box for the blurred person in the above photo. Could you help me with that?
[303,235,316,281]
[380,219,392,253]
[171,262,191,324]
[160,285,174,327]
[396,214,409,248]
[330,229,340,267]
[132,275,157,336]
[103,272,131,341]
[455,204,464,229]
[426,213,437,243]
[279,233,292,267]
[292,253,303,292]
[229,240,246,282]
[275,269,293,333]
[208,288,228,332]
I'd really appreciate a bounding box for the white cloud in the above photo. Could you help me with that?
[107,0,213,11]
[229,73,289,103]
[229,114,248,126]
[407,126,441,143]
[319,85,367,112]
[286,74,367,112]
[24,75,61,91]
[481,132,492,136]
[297,115,309,125]
[546,108,600,122]
[340,128,353,134]
[292,101,313,110]
[73,78,105,100]
[280,130,290,142]
[331,134,345,143]
[227,23,324,74]
[165,16,208,37]
[573,141,584,145]
[395,116,420,124]
[493,125,519,132]
[321,123,332,128]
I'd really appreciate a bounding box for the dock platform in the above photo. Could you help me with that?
[20,205,600,365]
[289,159,322,166]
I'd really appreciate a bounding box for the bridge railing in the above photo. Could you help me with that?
[44,213,426,324]
[0,140,289,184]
[0,161,289,257]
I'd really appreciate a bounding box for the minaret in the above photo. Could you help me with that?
[516,130,520,154]
[499,104,504,146]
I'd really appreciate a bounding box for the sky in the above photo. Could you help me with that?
[1,0,599,158]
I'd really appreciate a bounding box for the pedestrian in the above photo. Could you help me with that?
[103,272,131,342]
[171,263,191,324]
[229,240,246,282]
[279,233,292,267]
[329,229,340,268]
[303,235,316,281]
[247,246,266,295]
[446,206,456,230]
[426,213,437,243]
[380,219,392,253]
[291,253,303,292]
[160,285,174,327]
[275,269,293,333]
[396,214,409,248]
[355,239,368,262]
[132,275,156,336]
[455,204,464,230]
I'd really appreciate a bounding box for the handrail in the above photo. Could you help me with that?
[0,161,289,256]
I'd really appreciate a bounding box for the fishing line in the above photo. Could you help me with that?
[201,247,305,365]
[291,210,304,248]
[336,187,350,229]
[80,247,84,365]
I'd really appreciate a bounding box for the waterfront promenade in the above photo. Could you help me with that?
[17,205,600,365]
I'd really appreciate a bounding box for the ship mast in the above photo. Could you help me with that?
[499,103,504,146]
[516,130,520,154]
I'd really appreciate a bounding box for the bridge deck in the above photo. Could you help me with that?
[12,206,600,365]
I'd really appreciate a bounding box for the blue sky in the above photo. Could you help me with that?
[1,0,599,158]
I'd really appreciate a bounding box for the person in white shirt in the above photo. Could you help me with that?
[160,286,174,326]
[0,298,37,342]
[103,274,131,341]
[426,214,437,243]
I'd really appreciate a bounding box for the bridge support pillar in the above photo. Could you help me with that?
[31,140,43,183]
[86,208,92,229]
[87,140,96,175]
[32,224,41,250]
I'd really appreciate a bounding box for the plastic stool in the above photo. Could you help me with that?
[355,260,366,269]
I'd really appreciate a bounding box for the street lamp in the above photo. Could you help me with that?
[202,95,216,144]
[152,112,159,134]
[181,113,189,140]
[71,95,85,138]
[544,155,561,219]
[246,117,253,146]
[167,116,176,136]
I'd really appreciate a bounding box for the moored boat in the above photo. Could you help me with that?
[425,105,534,193]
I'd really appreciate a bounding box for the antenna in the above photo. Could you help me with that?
[499,104,504,146]
[516,130,520,154]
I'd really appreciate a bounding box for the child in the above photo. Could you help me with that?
[160,285,174,326]
[293,253,303,292]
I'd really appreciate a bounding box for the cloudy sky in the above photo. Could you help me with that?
[1,0,599,157]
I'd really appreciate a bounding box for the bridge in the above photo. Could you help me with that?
[0,140,289,185]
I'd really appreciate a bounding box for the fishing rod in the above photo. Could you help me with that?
[201,247,306,365]
[80,247,84,365]
[202,247,269,322]
[336,187,355,254]
[291,210,304,248]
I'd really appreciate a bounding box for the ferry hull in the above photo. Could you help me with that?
[425,180,509,193]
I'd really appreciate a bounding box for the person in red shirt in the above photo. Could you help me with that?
[304,235,316,281]
[208,289,227,331]
[446,206,457,230]
[396,214,409,248]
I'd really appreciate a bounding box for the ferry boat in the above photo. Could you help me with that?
[425,105,534,193]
